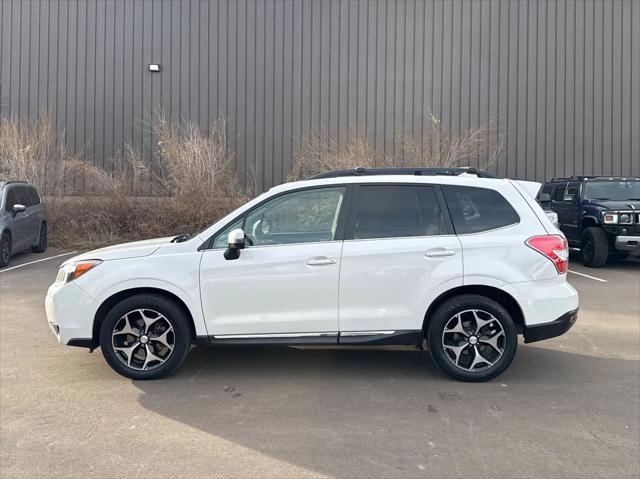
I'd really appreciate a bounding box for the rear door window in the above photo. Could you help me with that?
[442,185,520,234]
[552,183,567,202]
[352,185,448,239]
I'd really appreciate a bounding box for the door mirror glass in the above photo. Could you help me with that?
[224,229,245,260]
[12,204,26,217]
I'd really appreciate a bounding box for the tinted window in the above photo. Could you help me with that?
[14,186,32,207]
[540,183,554,196]
[244,187,345,246]
[564,183,579,202]
[353,185,447,239]
[553,183,567,202]
[442,185,519,234]
[27,187,40,205]
[4,189,18,212]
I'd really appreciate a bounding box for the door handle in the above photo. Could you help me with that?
[425,248,456,258]
[306,256,337,266]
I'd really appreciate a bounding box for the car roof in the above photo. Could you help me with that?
[0,180,30,189]
[268,172,508,195]
[548,176,640,183]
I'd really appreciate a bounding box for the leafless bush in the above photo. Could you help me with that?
[288,127,390,181]
[153,113,247,233]
[288,114,504,180]
[1,112,245,248]
[398,112,504,170]
[0,114,68,195]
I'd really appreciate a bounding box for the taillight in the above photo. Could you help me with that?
[525,235,569,274]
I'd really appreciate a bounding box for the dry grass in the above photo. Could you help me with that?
[288,127,389,181]
[289,114,504,180]
[2,111,504,248]
[1,112,246,248]
[0,114,68,196]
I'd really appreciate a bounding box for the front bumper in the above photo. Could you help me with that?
[523,308,578,343]
[45,281,97,346]
[614,235,640,252]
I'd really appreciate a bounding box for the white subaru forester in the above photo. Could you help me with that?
[45,168,579,382]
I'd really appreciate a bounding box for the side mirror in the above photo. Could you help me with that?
[563,194,576,203]
[223,228,245,260]
[12,204,26,217]
[538,193,551,204]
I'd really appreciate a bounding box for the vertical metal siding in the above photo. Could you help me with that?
[1,0,639,192]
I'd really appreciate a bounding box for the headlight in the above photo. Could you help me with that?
[603,213,618,224]
[57,260,102,283]
[619,213,632,224]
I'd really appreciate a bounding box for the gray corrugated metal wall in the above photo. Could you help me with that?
[1,0,639,192]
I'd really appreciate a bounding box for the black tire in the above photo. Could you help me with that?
[0,232,11,268]
[100,294,192,380]
[581,227,609,268]
[31,222,48,253]
[426,294,518,382]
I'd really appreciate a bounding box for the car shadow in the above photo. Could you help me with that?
[132,344,639,478]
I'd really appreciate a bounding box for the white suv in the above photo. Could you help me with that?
[45,168,579,382]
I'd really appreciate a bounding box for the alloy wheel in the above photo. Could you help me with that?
[111,309,175,370]
[441,309,506,371]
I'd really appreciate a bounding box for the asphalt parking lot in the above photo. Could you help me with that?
[1,250,638,478]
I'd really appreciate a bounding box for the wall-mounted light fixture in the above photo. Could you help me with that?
[148,64,161,72]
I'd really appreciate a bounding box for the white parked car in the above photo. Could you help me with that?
[45,168,579,382]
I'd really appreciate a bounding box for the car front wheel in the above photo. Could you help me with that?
[0,232,11,268]
[581,227,609,267]
[427,294,518,382]
[99,294,192,380]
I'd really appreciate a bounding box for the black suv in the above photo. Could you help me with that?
[538,176,640,267]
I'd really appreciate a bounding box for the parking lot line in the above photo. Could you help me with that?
[0,251,78,274]
[568,269,608,283]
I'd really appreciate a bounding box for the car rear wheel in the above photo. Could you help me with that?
[581,227,608,268]
[0,232,11,268]
[99,294,192,380]
[427,294,518,382]
[31,222,47,253]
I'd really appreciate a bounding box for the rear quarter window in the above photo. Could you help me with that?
[442,185,520,234]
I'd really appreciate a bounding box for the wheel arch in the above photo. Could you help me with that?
[422,285,525,336]
[92,287,197,347]
[581,216,598,229]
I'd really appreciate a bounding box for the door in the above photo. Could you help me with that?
[4,188,30,251]
[199,186,347,337]
[338,184,463,333]
[15,186,39,245]
[554,182,580,242]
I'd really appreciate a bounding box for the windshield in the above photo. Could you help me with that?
[583,181,640,201]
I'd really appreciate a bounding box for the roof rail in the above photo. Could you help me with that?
[0,180,29,185]
[309,167,499,180]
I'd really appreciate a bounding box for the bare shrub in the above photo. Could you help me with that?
[288,127,390,181]
[0,113,68,195]
[288,114,504,180]
[398,113,504,170]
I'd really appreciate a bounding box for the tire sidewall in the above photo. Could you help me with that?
[427,294,518,382]
[581,227,608,267]
[100,294,191,380]
[0,233,11,267]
